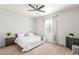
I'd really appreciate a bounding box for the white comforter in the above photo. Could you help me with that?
[15,35,45,52]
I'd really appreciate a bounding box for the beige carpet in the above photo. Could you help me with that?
[0,43,72,55]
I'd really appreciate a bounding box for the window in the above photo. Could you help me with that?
[44,16,57,43]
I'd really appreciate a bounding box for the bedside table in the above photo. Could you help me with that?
[66,36,79,50]
[5,37,16,46]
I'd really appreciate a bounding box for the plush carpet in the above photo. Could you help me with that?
[0,43,72,55]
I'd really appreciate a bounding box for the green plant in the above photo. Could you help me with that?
[6,32,11,36]
[68,32,75,37]
[5,32,12,38]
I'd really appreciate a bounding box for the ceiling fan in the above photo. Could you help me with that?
[28,4,45,12]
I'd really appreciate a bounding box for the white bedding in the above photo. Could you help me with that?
[15,34,45,52]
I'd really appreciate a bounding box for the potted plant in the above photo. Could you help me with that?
[5,32,12,38]
[68,32,75,38]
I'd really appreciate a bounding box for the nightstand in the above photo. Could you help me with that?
[66,36,79,50]
[5,37,16,46]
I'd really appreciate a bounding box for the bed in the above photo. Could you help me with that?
[15,33,45,52]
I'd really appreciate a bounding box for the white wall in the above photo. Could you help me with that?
[56,8,79,45]
[34,19,44,36]
[0,9,34,47]
[0,10,34,33]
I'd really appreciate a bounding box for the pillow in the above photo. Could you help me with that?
[25,33,28,37]
[17,33,25,38]
[28,32,34,36]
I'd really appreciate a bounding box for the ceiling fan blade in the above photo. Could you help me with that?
[37,5,45,10]
[28,4,36,10]
[38,10,45,12]
[28,10,36,11]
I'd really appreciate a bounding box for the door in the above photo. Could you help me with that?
[44,17,57,43]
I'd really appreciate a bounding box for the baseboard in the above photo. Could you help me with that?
[46,41,66,47]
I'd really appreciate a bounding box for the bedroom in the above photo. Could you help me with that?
[0,4,79,55]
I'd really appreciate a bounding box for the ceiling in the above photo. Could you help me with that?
[0,4,79,18]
